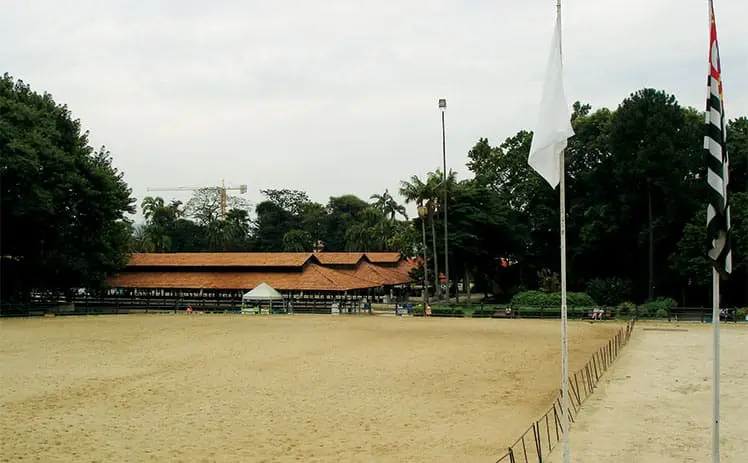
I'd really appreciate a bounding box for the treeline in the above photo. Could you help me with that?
[2,72,747,306]
[461,92,747,307]
[131,188,415,255]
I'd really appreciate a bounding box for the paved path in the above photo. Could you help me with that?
[548,323,748,462]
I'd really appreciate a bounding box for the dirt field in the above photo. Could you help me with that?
[549,322,748,463]
[0,315,620,462]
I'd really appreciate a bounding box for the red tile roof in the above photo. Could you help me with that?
[109,252,413,292]
[364,252,402,264]
[338,260,413,286]
[312,252,364,265]
[107,263,378,292]
[128,253,312,267]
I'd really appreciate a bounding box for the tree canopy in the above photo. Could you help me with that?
[1,73,135,301]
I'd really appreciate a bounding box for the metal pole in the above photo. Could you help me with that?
[712,267,720,462]
[556,2,569,462]
[560,147,569,463]
[440,100,449,302]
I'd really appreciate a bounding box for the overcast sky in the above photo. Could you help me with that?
[3,0,747,220]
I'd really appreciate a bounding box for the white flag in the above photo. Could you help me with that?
[528,15,575,189]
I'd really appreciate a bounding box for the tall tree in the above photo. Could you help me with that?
[260,189,310,215]
[323,195,370,251]
[1,74,135,300]
[608,89,701,300]
[400,174,441,299]
[186,187,250,226]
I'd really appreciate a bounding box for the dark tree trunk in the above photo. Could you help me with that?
[648,184,655,301]
[429,213,441,300]
[421,217,429,304]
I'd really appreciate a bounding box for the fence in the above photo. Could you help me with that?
[494,318,637,463]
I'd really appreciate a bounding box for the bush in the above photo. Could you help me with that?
[514,306,591,318]
[654,308,669,318]
[586,277,633,306]
[638,297,677,318]
[431,307,464,317]
[736,308,746,321]
[511,290,596,308]
[472,308,497,318]
[616,301,636,317]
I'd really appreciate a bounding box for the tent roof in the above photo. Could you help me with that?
[242,282,284,301]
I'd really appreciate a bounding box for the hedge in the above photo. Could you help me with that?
[471,308,499,318]
[511,290,596,308]
[637,297,677,318]
[412,307,465,317]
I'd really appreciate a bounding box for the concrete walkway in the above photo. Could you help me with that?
[548,323,747,462]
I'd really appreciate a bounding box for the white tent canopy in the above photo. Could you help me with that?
[242,282,284,302]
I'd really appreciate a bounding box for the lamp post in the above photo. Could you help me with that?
[418,205,429,305]
[439,98,449,302]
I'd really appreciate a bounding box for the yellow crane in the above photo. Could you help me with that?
[146,180,248,216]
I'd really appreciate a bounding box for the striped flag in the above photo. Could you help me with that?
[705,0,731,276]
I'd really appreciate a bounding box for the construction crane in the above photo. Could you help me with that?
[146,180,248,216]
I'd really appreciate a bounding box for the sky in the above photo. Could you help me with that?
[3,0,747,221]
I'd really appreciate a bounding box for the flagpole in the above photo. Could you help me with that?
[712,267,720,462]
[555,1,570,462]
[560,155,570,463]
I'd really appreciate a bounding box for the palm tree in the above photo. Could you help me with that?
[399,175,439,300]
[141,196,165,222]
[370,189,408,221]
[427,168,458,299]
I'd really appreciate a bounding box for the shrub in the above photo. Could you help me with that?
[514,306,591,319]
[472,308,497,318]
[431,307,464,317]
[736,308,746,321]
[511,290,596,308]
[616,301,637,317]
[586,277,633,306]
[639,297,677,318]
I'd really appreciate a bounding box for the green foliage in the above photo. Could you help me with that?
[282,229,312,252]
[654,308,669,318]
[260,189,310,215]
[511,291,596,308]
[514,306,591,318]
[430,307,465,317]
[370,189,408,221]
[736,308,746,321]
[638,297,677,318]
[1,73,135,300]
[586,277,633,306]
[462,89,747,307]
[471,308,498,318]
[616,301,637,317]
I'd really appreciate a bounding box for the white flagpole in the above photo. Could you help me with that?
[712,267,720,462]
[556,1,570,462]
[526,1,573,456]
[560,154,570,463]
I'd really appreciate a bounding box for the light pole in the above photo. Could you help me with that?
[439,98,449,302]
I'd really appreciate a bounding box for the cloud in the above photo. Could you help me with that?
[2,0,746,219]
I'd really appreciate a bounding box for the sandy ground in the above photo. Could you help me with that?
[0,315,620,463]
[548,322,748,463]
